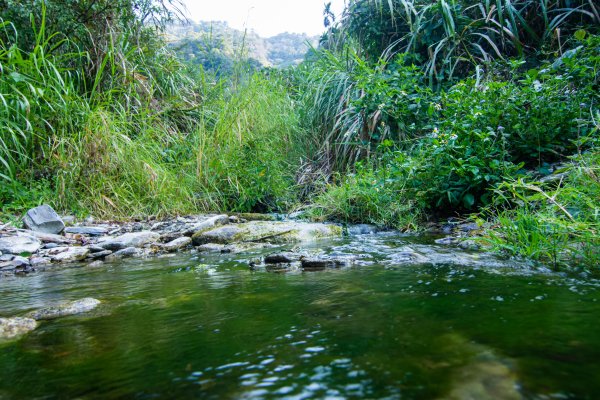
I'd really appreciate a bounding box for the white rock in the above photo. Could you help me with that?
[183,214,230,235]
[26,298,101,320]
[162,237,192,252]
[98,231,160,251]
[49,247,90,263]
[0,235,42,254]
[0,317,38,339]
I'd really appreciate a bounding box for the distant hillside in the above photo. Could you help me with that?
[166,22,319,74]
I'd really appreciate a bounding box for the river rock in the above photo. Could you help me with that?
[435,237,460,245]
[49,247,90,263]
[30,257,51,267]
[389,245,523,269]
[105,247,142,261]
[0,317,38,339]
[65,226,108,236]
[265,252,303,264]
[0,261,14,271]
[0,235,42,254]
[301,256,354,270]
[98,231,160,251]
[11,256,29,268]
[196,243,227,253]
[161,237,192,252]
[26,298,101,320]
[348,224,380,235]
[88,260,104,268]
[88,250,112,259]
[182,214,230,236]
[0,254,14,262]
[192,221,342,245]
[23,205,65,234]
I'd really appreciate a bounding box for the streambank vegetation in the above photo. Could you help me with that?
[1,0,598,270]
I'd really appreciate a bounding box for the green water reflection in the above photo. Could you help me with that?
[0,234,599,399]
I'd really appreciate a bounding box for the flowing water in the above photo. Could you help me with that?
[0,232,599,399]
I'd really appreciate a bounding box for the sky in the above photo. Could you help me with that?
[180,0,346,37]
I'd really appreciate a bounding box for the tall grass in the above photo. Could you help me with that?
[0,7,305,219]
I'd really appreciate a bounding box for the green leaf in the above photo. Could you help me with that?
[462,193,475,208]
[574,29,587,41]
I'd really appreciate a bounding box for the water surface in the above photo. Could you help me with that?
[1,233,599,399]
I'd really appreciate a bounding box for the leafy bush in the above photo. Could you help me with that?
[336,0,600,81]
[484,149,600,269]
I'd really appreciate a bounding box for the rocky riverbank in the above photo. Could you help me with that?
[0,205,345,276]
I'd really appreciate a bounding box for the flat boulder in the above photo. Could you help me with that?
[161,237,192,252]
[65,226,108,236]
[182,214,230,236]
[0,235,41,254]
[26,298,101,320]
[264,252,303,264]
[0,317,38,340]
[192,221,342,245]
[49,247,90,263]
[98,231,160,251]
[23,205,65,234]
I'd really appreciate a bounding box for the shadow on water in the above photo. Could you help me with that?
[0,232,599,399]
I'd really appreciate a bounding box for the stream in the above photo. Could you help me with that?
[0,232,599,399]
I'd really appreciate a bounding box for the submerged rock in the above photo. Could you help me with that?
[0,317,38,340]
[26,298,101,320]
[30,257,51,267]
[23,205,65,234]
[88,250,112,259]
[347,224,380,235]
[389,245,522,269]
[301,256,354,270]
[98,231,160,251]
[0,235,42,255]
[192,221,342,245]
[196,243,227,253]
[264,252,303,264]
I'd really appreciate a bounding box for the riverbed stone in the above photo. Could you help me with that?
[26,298,101,320]
[161,237,192,252]
[88,250,112,259]
[348,224,380,235]
[30,257,51,267]
[182,214,230,236]
[105,247,142,261]
[88,260,104,268]
[11,256,30,268]
[0,254,14,262]
[23,205,65,234]
[98,231,160,251]
[301,256,354,270]
[192,221,342,245]
[0,235,42,254]
[0,261,15,271]
[264,252,303,264]
[196,243,227,253]
[65,226,108,236]
[49,247,90,263]
[435,237,461,245]
[0,317,38,340]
